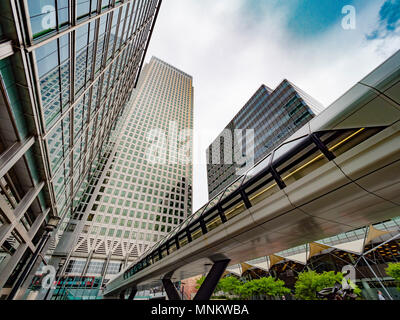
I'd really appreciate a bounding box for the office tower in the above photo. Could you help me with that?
[207,80,324,199]
[0,0,161,299]
[40,57,193,299]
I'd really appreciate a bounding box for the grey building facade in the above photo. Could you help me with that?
[207,80,324,199]
[0,0,161,299]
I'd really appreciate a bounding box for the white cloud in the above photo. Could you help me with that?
[145,0,400,211]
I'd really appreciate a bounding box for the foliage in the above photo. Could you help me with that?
[195,276,205,290]
[252,277,291,298]
[294,270,343,300]
[195,276,222,293]
[237,279,257,299]
[195,275,290,300]
[218,276,242,296]
[386,263,400,291]
[294,270,362,300]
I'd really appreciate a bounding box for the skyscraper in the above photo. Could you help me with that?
[207,80,324,199]
[39,57,193,299]
[0,0,161,299]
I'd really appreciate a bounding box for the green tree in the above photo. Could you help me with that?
[195,276,222,292]
[386,262,400,291]
[253,277,291,299]
[218,276,242,296]
[294,271,343,300]
[195,276,229,296]
[238,280,257,299]
[195,276,205,290]
[195,275,291,300]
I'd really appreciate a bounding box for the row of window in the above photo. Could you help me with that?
[65,259,121,275]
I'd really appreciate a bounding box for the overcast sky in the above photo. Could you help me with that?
[144,0,400,212]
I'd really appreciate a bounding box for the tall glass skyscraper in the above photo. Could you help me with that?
[35,56,194,299]
[207,80,324,199]
[0,0,161,299]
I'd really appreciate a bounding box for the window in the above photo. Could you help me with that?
[65,259,85,274]
[87,260,104,275]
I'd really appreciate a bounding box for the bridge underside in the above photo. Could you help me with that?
[105,119,400,297]
[106,45,400,296]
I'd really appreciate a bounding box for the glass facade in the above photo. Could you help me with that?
[52,56,193,290]
[0,0,161,299]
[207,80,325,198]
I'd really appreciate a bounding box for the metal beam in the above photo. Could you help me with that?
[0,40,14,60]
[0,137,35,179]
[128,286,138,300]
[162,278,181,301]
[0,243,28,290]
[0,182,44,250]
[194,259,230,301]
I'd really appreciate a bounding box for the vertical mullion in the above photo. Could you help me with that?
[123,2,135,44]
[89,14,101,83]
[101,11,115,69]
[131,0,141,33]
[116,3,129,52]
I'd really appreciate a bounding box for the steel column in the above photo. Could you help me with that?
[128,286,137,300]
[161,279,181,301]
[0,137,35,179]
[194,259,230,301]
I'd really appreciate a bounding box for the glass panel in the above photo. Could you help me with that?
[202,190,224,215]
[95,15,108,74]
[276,140,329,187]
[206,216,223,232]
[28,0,56,38]
[243,155,271,183]
[169,242,178,254]
[179,235,189,248]
[35,35,70,129]
[28,0,70,39]
[272,136,309,163]
[106,8,120,60]
[47,120,64,172]
[222,194,246,221]
[101,0,110,11]
[58,0,69,28]
[219,176,246,206]
[246,172,279,206]
[62,113,70,153]
[161,247,168,258]
[319,128,383,158]
[91,0,98,13]
[188,219,203,240]
[77,0,90,19]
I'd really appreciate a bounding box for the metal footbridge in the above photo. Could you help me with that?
[104,50,400,300]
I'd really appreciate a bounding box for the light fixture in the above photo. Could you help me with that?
[46,216,61,231]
